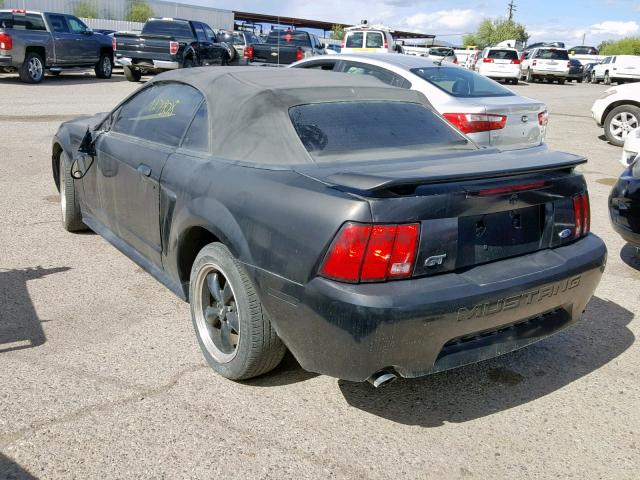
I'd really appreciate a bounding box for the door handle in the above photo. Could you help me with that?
[137,164,152,177]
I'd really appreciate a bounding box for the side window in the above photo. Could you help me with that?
[194,23,208,42]
[604,57,611,64]
[67,16,87,34]
[112,83,204,147]
[337,62,407,88]
[203,25,216,42]
[48,14,69,33]
[181,102,209,152]
[298,61,336,71]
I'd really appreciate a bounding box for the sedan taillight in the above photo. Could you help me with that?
[443,113,507,134]
[320,222,420,283]
[483,58,494,63]
[244,46,254,60]
[511,59,521,64]
[538,109,549,126]
[0,32,13,50]
[169,41,179,55]
[573,193,590,238]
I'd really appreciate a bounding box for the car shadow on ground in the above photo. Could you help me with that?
[337,296,635,427]
[242,351,319,387]
[0,453,39,480]
[621,243,640,271]
[0,266,70,354]
[0,72,127,86]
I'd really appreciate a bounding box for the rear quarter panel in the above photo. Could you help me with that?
[160,153,372,288]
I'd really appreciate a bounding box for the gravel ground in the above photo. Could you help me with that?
[0,71,638,480]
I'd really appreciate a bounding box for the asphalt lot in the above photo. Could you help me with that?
[0,71,638,480]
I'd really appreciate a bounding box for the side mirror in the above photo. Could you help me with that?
[83,28,93,35]
[78,127,96,157]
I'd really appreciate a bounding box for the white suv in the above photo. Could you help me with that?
[342,26,395,54]
[591,82,640,146]
[476,47,521,84]
[521,47,570,83]
[592,55,640,85]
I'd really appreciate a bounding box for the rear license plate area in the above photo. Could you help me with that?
[457,205,544,267]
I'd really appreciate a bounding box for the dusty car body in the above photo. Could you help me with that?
[52,68,606,385]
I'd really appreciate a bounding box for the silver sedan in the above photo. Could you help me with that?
[290,53,548,151]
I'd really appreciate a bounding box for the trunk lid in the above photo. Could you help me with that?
[480,96,546,149]
[298,148,587,276]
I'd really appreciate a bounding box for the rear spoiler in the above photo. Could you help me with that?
[297,150,587,194]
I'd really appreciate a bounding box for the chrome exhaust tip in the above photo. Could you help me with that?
[367,371,397,388]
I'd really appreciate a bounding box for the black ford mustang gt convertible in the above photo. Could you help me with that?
[52,68,606,386]
[609,159,640,254]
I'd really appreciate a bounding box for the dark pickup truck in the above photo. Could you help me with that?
[115,17,234,82]
[0,9,113,83]
[245,29,325,65]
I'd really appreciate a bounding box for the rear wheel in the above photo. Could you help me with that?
[558,78,565,85]
[604,105,640,147]
[59,152,86,232]
[183,57,196,68]
[94,53,113,79]
[190,243,286,380]
[526,69,533,82]
[123,65,141,82]
[604,72,611,85]
[577,78,583,83]
[19,52,44,84]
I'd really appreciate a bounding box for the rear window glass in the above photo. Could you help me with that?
[345,32,364,48]
[411,67,514,98]
[0,13,46,30]
[487,49,518,60]
[217,32,244,45]
[142,20,193,38]
[534,49,569,60]
[429,48,454,57]
[366,32,384,48]
[289,102,471,160]
[266,30,309,47]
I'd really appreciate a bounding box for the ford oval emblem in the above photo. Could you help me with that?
[558,228,572,239]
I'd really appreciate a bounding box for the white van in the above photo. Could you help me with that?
[342,25,395,54]
[592,55,640,84]
[476,47,521,84]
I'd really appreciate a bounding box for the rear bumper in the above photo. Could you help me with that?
[116,56,179,70]
[609,175,640,247]
[252,235,607,381]
[482,68,520,79]
[532,70,568,78]
[0,54,13,68]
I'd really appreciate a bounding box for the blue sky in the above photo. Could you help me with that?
[176,0,640,46]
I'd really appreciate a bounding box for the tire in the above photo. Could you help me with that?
[558,78,565,85]
[19,52,45,84]
[577,78,583,83]
[94,53,113,79]
[526,69,533,82]
[604,105,640,147]
[189,243,286,380]
[59,152,86,232]
[123,65,141,82]
[604,72,611,85]
[183,56,197,68]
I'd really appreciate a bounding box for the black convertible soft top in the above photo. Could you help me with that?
[152,67,432,165]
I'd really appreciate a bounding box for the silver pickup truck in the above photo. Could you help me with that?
[0,9,114,83]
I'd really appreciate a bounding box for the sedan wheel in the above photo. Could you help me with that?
[605,105,640,146]
[190,243,286,380]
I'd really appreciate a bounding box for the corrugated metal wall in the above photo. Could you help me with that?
[3,0,234,30]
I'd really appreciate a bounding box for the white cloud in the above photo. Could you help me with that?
[591,20,639,36]
[401,9,477,32]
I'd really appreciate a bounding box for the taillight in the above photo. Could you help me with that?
[511,59,521,64]
[483,57,494,63]
[244,46,254,60]
[443,113,507,134]
[453,57,458,64]
[0,33,13,50]
[112,36,117,52]
[320,222,420,283]
[567,61,571,69]
[538,110,549,126]
[295,47,304,62]
[477,181,546,197]
[573,192,590,238]
[383,38,388,49]
[169,41,179,55]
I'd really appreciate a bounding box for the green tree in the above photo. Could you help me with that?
[0,0,5,8]
[330,24,345,41]
[73,1,98,19]
[599,37,640,55]
[463,18,529,49]
[126,1,154,23]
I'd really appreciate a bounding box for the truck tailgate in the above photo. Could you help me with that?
[252,44,298,65]
[115,33,175,61]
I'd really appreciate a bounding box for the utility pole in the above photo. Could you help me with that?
[506,0,516,21]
